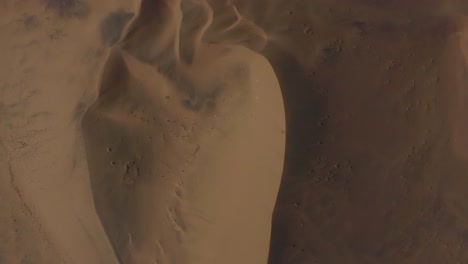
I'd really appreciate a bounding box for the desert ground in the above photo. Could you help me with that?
[1,0,468,263]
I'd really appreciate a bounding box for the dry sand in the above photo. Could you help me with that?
[1,0,284,263]
[2,0,468,264]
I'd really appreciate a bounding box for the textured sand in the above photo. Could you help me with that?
[1,0,284,263]
[82,1,285,262]
[2,0,468,264]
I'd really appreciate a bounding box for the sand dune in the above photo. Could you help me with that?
[82,1,285,263]
[2,0,285,263]
[2,0,468,263]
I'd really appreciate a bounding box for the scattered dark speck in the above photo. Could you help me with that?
[48,28,65,40]
[22,15,40,30]
[46,0,90,19]
[321,41,342,64]
[100,10,134,46]
[182,98,204,111]
[122,160,139,186]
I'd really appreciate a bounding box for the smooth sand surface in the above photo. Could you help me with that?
[2,0,468,264]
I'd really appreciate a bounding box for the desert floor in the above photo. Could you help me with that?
[1,0,468,264]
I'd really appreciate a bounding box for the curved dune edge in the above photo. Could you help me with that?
[0,1,138,263]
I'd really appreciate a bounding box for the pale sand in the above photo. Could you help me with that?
[3,0,468,264]
[1,0,284,263]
